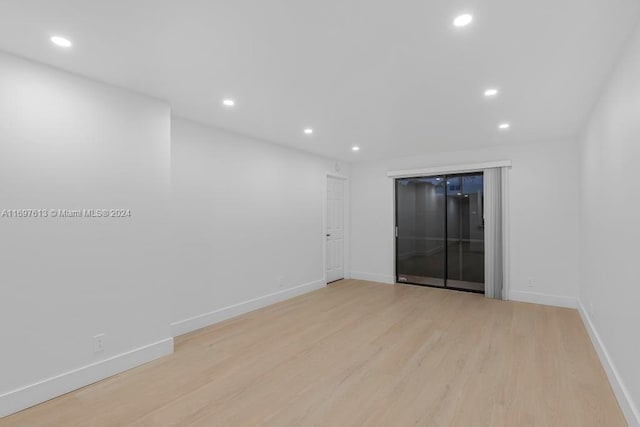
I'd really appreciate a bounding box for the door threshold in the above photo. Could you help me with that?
[396,280,485,295]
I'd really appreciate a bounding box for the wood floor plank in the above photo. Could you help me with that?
[0,280,625,426]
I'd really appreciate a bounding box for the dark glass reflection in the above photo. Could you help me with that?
[396,173,484,293]
[446,174,484,292]
[396,176,446,287]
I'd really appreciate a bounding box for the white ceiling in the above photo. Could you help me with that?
[0,0,639,161]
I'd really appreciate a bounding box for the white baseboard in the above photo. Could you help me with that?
[508,290,577,308]
[578,301,640,427]
[0,338,173,419]
[349,271,395,285]
[171,279,325,337]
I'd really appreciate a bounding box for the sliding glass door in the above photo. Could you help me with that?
[395,173,485,293]
[446,174,485,292]
[396,176,446,286]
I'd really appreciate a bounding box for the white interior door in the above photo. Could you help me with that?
[326,177,344,283]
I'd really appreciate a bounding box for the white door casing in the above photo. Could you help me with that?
[326,177,344,283]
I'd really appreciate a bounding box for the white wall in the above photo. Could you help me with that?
[169,117,349,335]
[578,21,640,426]
[0,52,173,417]
[350,138,580,306]
[0,52,351,417]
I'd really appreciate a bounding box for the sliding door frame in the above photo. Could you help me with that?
[394,172,485,294]
[388,160,511,298]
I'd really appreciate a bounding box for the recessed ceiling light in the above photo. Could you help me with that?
[304,128,313,135]
[352,146,360,152]
[50,36,72,48]
[484,88,499,97]
[436,178,442,181]
[499,123,511,130]
[453,14,473,27]
[222,99,235,107]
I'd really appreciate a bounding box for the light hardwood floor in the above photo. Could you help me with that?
[1,280,625,426]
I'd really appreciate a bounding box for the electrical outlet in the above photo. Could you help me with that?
[93,334,105,353]
[527,277,534,288]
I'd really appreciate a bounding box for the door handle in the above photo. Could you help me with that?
[326,234,331,237]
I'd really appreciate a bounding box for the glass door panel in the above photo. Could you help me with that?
[395,176,446,287]
[446,173,485,292]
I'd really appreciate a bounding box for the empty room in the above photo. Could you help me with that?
[1,0,639,425]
